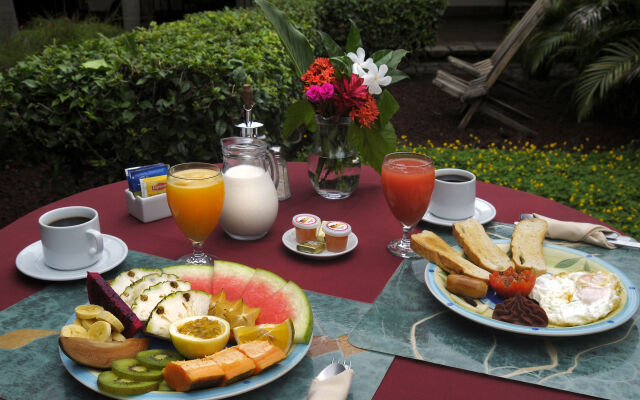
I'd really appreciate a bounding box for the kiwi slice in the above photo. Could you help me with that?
[97,371,159,395]
[157,380,175,391]
[136,349,184,369]
[111,358,163,381]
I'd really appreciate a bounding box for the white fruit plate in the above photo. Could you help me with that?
[59,312,311,399]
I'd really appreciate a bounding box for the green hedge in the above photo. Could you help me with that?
[317,0,447,53]
[0,3,318,181]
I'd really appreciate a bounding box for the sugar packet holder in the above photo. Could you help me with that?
[124,189,171,223]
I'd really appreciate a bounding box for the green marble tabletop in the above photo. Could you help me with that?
[349,222,640,400]
[0,251,393,400]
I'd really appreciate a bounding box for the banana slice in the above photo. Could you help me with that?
[75,304,104,319]
[111,332,126,342]
[88,320,112,342]
[72,318,83,327]
[61,324,89,338]
[97,310,124,333]
[81,318,97,330]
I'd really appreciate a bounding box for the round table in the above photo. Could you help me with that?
[2,162,609,399]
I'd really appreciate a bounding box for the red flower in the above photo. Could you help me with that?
[332,74,367,118]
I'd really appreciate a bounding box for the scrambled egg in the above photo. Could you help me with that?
[529,271,621,326]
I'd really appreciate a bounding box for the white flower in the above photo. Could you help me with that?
[347,47,374,76]
[362,63,392,95]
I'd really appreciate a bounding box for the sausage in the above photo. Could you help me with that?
[445,274,488,298]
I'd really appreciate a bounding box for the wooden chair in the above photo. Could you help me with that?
[432,0,553,133]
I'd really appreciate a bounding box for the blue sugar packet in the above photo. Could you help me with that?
[126,163,169,196]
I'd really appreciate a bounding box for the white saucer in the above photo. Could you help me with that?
[422,198,496,227]
[282,228,358,259]
[15,234,128,281]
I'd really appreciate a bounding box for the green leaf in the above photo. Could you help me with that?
[81,59,108,69]
[255,0,315,76]
[553,257,582,269]
[282,100,315,139]
[389,70,410,84]
[351,122,397,173]
[345,20,362,53]
[385,49,409,70]
[319,31,344,58]
[376,90,400,128]
[22,79,38,89]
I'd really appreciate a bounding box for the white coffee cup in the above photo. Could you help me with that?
[428,168,476,220]
[39,206,104,270]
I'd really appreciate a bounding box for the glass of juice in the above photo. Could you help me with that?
[166,163,224,264]
[381,152,435,258]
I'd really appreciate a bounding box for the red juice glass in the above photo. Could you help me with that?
[381,152,435,258]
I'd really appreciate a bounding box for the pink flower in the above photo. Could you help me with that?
[318,83,334,100]
[306,85,322,103]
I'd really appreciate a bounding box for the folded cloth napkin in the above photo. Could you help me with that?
[307,369,355,400]
[533,213,616,249]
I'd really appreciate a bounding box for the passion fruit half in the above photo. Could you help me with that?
[169,315,230,359]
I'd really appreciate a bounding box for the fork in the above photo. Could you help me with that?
[315,359,350,381]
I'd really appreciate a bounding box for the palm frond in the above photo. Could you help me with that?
[572,38,640,120]
[524,31,575,73]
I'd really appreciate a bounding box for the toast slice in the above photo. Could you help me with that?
[411,230,490,282]
[452,218,514,273]
[511,218,548,276]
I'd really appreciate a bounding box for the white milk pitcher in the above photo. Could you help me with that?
[219,137,279,240]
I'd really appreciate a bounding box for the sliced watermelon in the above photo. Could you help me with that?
[211,261,255,301]
[255,281,313,344]
[162,265,214,293]
[240,268,286,308]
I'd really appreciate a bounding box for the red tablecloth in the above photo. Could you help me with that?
[2,162,607,399]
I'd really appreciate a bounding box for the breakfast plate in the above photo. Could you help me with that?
[424,240,639,336]
[281,228,358,259]
[16,235,128,281]
[59,311,312,400]
[422,198,496,227]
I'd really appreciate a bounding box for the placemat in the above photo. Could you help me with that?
[0,251,392,400]
[349,223,640,400]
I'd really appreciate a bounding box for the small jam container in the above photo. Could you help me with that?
[322,221,352,252]
[292,214,321,243]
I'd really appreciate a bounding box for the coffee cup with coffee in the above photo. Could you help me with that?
[427,168,476,220]
[39,206,103,270]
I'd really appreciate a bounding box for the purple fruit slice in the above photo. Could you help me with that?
[87,272,144,338]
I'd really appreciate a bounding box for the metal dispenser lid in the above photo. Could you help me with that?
[235,84,263,138]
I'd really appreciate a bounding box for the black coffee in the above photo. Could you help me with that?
[437,174,471,183]
[48,216,91,227]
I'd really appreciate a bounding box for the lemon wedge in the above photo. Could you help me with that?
[232,318,295,355]
[169,315,230,359]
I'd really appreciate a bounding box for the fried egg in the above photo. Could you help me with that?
[529,271,621,326]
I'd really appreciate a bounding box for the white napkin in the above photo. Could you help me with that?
[307,369,355,400]
[533,213,616,249]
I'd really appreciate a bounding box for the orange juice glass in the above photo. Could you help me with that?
[381,152,435,258]
[167,163,224,264]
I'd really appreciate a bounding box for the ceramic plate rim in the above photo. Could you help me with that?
[424,239,639,336]
[282,227,358,259]
[15,234,128,281]
[59,310,312,400]
[422,198,496,227]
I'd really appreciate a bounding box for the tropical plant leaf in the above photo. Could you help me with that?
[345,19,363,53]
[350,121,397,173]
[376,89,400,128]
[282,100,315,139]
[389,69,410,84]
[319,30,344,58]
[255,0,315,76]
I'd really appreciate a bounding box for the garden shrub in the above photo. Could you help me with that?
[317,0,447,54]
[0,4,319,182]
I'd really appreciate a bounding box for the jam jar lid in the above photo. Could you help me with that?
[321,221,352,237]
[292,214,321,229]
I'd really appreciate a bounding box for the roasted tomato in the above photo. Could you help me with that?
[489,267,536,298]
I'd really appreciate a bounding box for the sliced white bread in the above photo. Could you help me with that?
[511,218,548,276]
[410,230,490,282]
[452,218,514,273]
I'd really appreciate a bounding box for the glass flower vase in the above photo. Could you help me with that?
[307,116,361,199]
